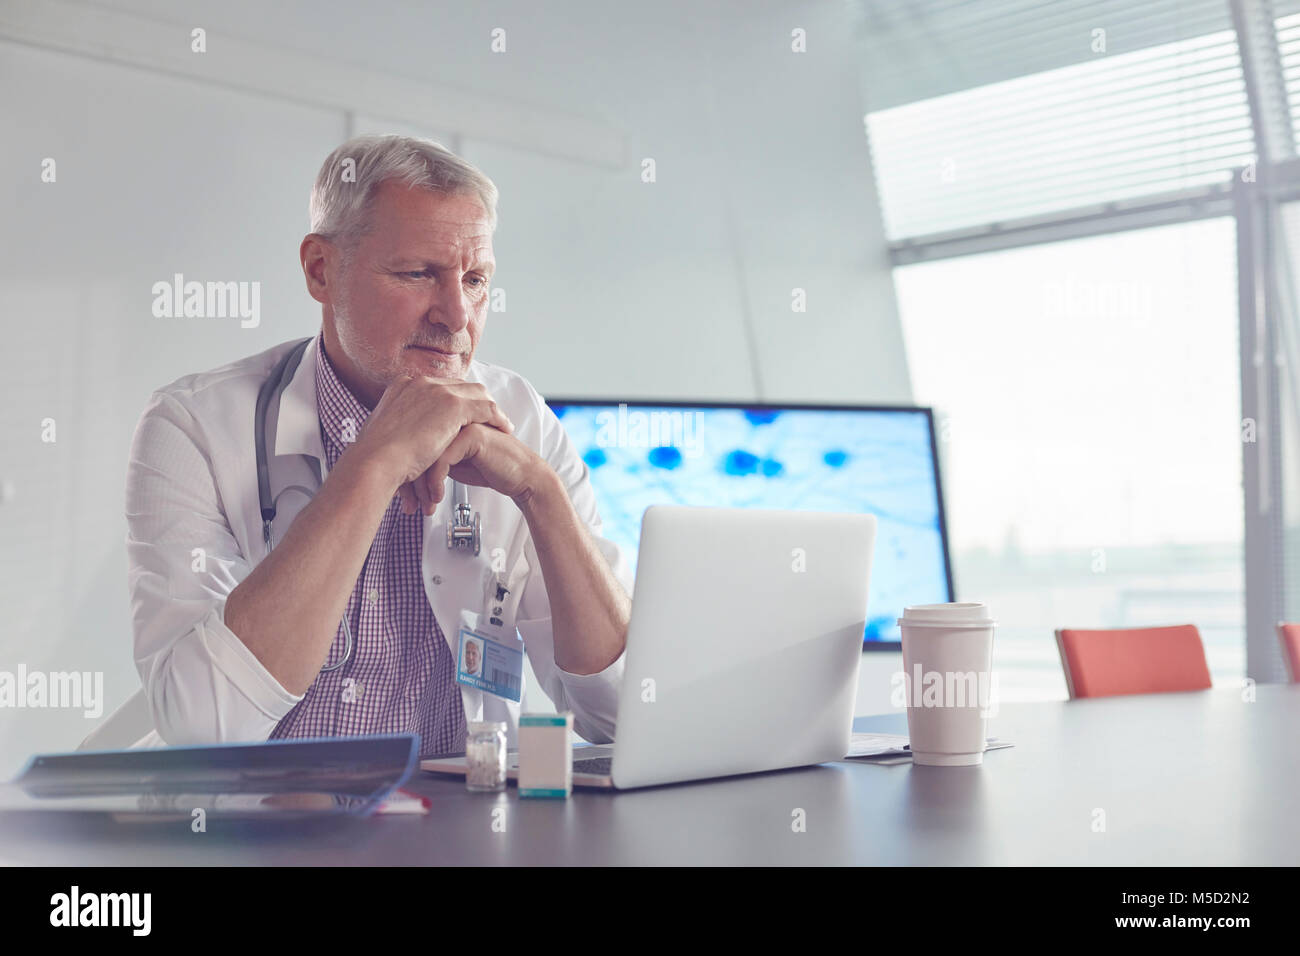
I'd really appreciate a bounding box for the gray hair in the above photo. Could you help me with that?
[309,134,499,251]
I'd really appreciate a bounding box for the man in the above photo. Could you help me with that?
[125,135,632,755]
[463,638,482,678]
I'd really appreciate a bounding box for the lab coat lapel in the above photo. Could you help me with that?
[257,336,326,553]
[273,334,326,463]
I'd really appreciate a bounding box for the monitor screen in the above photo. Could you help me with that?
[546,400,954,646]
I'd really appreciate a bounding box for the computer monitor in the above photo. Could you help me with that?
[545,400,954,648]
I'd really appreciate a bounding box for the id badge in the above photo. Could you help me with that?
[457,626,524,702]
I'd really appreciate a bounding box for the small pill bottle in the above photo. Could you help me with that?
[465,721,508,792]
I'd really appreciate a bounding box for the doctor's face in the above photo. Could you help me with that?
[316,180,494,406]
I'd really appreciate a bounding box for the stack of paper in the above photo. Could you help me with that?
[845,734,1013,765]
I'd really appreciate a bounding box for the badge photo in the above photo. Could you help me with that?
[457,626,524,702]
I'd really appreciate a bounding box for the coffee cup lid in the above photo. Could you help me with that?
[897,602,995,629]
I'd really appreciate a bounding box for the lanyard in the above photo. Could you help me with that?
[483,513,530,628]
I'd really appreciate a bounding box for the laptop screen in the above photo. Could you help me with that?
[546,401,954,646]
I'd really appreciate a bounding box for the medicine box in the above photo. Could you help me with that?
[518,712,573,798]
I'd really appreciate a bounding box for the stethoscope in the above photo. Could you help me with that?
[254,337,504,673]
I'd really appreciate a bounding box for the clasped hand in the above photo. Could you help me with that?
[350,373,544,516]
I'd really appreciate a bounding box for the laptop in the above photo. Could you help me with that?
[421,504,877,789]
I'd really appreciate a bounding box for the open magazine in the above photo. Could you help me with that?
[0,733,420,821]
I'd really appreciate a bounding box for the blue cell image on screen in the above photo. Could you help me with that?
[548,402,952,644]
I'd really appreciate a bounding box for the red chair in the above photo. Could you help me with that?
[1277,623,1300,683]
[1054,624,1212,699]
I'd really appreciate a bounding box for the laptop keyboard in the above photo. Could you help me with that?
[572,756,613,776]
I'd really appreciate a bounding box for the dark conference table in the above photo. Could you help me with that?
[2,684,1297,865]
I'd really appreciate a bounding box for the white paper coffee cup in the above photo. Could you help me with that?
[897,602,996,767]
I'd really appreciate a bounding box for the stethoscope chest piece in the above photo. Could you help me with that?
[447,485,481,556]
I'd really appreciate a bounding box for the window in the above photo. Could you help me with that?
[1277,10,1300,150]
[866,28,1253,239]
[892,219,1243,699]
[861,0,1271,695]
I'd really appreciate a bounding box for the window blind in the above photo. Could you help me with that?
[1275,9,1300,150]
[861,0,1255,239]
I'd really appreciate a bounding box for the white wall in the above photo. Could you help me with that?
[0,0,910,773]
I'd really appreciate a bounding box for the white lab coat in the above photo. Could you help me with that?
[123,335,632,750]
